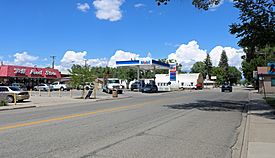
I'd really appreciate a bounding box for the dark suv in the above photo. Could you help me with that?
[141,84,158,93]
[221,84,232,92]
[130,81,141,91]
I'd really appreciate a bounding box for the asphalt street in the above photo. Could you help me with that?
[0,88,249,158]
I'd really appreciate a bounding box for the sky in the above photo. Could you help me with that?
[0,0,244,72]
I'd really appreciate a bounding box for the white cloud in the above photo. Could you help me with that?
[134,3,146,8]
[77,3,90,12]
[168,41,207,71]
[60,50,108,66]
[93,0,124,21]
[13,52,39,65]
[58,50,108,72]
[60,50,87,65]
[87,58,108,67]
[209,46,244,69]
[168,41,244,71]
[108,50,140,67]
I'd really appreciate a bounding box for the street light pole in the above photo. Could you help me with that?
[50,56,56,68]
[84,59,88,67]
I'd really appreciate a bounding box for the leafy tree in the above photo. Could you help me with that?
[211,67,225,85]
[69,65,97,97]
[218,50,229,82]
[204,54,213,78]
[156,0,222,10]
[241,46,275,84]
[228,66,242,84]
[219,50,229,69]
[229,0,275,61]
[191,61,206,77]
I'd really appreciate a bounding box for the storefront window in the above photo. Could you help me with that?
[271,78,275,87]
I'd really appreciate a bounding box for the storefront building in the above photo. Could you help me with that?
[0,65,61,89]
[257,66,275,94]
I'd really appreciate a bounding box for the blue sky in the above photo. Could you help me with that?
[0,0,244,71]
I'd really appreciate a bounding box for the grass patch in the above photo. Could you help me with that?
[0,100,8,106]
[265,97,275,108]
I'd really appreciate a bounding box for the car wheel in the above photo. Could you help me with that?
[43,88,46,91]
[60,87,64,91]
[7,95,14,103]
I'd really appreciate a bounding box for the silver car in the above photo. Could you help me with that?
[34,84,53,91]
[0,86,30,103]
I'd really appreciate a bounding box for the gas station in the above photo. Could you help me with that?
[115,58,171,81]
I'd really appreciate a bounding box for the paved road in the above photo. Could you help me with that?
[0,88,248,158]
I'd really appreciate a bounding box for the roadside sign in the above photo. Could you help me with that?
[170,63,176,81]
[267,63,275,74]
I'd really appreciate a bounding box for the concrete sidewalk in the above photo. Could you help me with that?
[0,91,131,111]
[245,92,275,158]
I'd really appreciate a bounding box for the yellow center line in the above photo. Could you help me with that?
[0,105,135,131]
[0,97,167,132]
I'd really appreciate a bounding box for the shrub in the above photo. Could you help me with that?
[0,99,8,106]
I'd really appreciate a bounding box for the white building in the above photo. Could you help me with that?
[155,73,204,91]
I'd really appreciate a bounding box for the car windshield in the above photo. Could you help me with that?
[9,86,21,91]
[108,80,119,84]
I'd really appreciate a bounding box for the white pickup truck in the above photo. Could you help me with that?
[51,81,71,91]
[102,78,123,94]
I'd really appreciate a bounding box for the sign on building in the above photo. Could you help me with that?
[139,58,152,65]
[267,63,275,74]
[170,63,176,81]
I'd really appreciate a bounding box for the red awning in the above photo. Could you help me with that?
[0,65,61,79]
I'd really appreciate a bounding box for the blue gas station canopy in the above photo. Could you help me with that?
[116,58,170,70]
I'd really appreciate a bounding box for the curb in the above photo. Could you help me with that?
[240,91,252,158]
[0,95,132,111]
[0,105,37,111]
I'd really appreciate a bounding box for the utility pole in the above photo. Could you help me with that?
[50,56,56,68]
[84,59,88,67]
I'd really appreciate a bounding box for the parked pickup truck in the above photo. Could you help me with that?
[102,78,123,94]
[50,81,71,91]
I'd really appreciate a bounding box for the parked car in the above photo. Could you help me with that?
[33,84,53,91]
[77,82,94,90]
[0,86,30,103]
[196,83,203,90]
[51,81,71,91]
[221,84,232,92]
[11,83,27,91]
[102,78,123,94]
[141,84,158,93]
[130,81,142,91]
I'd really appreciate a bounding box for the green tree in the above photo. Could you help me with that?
[219,50,229,69]
[218,50,229,82]
[191,61,206,77]
[230,0,275,61]
[204,54,213,78]
[211,67,225,85]
[241,46,275,84]
[69,64,97,97]
[228,66,242,84]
